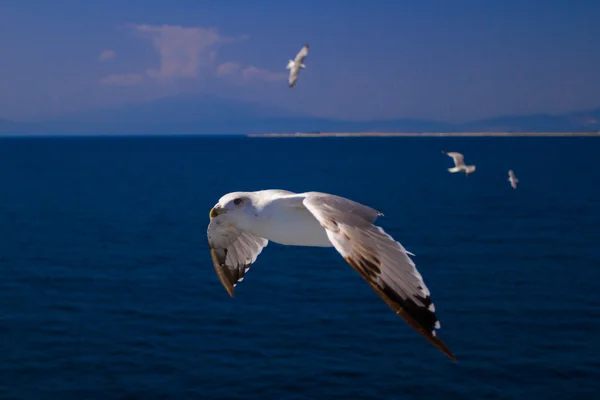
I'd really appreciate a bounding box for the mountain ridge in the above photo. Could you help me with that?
[1,95,599,135]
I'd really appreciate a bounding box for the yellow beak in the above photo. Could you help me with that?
[210,206,225,219]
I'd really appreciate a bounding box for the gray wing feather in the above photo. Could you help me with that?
[207,217,268,297]
[302,193,455,361]
[288,67,299,87]
[294,45,309,63]
[301,192,382,224]
[445,152,465,167]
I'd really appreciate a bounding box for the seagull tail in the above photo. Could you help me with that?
[286,60,295,70]
[448,167,461,173]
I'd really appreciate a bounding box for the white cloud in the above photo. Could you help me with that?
[136,24,245,80]
[99,73,143,86]
[98,49,116,61]
[216,61,241,77]
[99,24,283,87]
[241,66,287,83]
[216,62,287,84]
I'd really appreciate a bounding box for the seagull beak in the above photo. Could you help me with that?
[210,205,225,219]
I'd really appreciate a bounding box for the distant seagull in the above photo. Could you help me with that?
[508,169,519,189]
[286,44,309,88]
[442,151,476,176]
[207,189,455,361]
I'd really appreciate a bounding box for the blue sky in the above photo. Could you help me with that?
[1,0,599,122]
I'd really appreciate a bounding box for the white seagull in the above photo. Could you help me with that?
[207,189,455,361]
[508,169,519,189]
[286,44,309,88]
[442,151,476,176]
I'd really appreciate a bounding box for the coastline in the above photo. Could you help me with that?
[247,132,600,138]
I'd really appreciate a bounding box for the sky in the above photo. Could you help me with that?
[1,0,599,123]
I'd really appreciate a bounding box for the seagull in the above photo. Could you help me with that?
[207,189,455,361]
[442,151,476,176]
[286,44,309,88]
[508,169,519,189]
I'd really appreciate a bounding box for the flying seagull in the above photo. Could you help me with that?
[508,169,519,189]
[207,189,455,361]
[442,151,476,176]
[286,44,309,88]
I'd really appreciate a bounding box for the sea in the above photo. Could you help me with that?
[1,135,599,399]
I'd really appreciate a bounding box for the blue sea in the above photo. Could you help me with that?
[1,136,599,399]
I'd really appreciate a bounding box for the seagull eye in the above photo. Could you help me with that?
[233,198,242,205]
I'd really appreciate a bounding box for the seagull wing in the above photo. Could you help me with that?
[444,152,465,167]
[207,216,268,297]
[294,44,309,64]
[508,170,518,188]
[288,45,308,88]
[301,193,455,361]
[288,67,299,88]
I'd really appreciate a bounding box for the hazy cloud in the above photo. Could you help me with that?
[99,73,144,86]
[216,62,287,84]
[99,24,282,87]
[241,66,287,83]
[216,61,241,77]
[98,49,116,61]
[136,24,245,80]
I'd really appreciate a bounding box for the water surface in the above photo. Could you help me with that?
[1,136,599,399]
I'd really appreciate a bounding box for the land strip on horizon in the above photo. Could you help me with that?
[248,132,600,137]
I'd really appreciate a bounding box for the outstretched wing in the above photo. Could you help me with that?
[444,151,465,167]
[508,170,518,188]
[302,193,455,361]
[288,67,299,88]
[288,45,309,88]
[207,216,268,297]
[294,44,309,64]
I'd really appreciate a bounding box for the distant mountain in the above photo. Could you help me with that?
[0,118,28,134]
[461,108,600,133]
[10,95,303,135]
[1,96,599,135]
[0,95,453,135]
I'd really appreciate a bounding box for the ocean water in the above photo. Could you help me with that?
[1,136,599,399]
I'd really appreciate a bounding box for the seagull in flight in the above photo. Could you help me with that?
[207,189,455,361]
[286,44,309,88]
[508,169,519,189]
[442,151,476,176]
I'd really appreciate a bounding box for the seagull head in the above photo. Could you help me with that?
[210,191,258,227]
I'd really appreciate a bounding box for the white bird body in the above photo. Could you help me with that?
[286,44,309,88]
[442,151,476,176]
[254,198,331,247]
[286,60,306,70]
[508,169,519,189]
[207,189,455,361]
[231,190,331,247]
